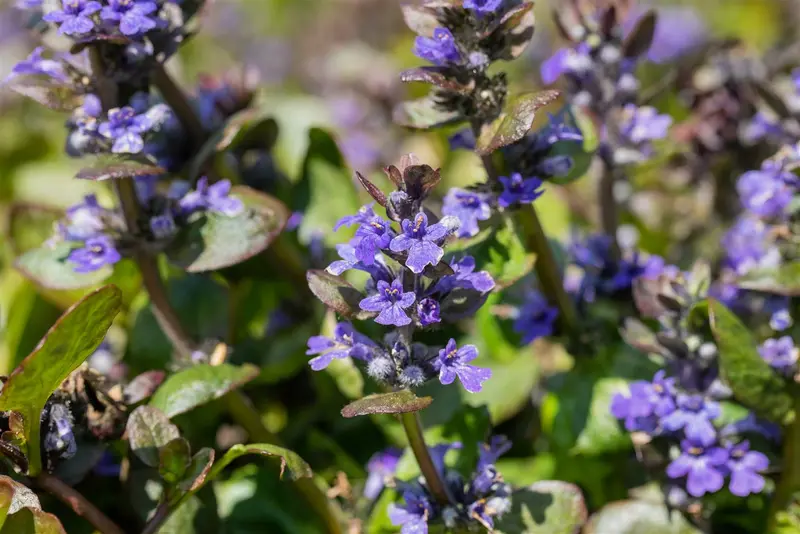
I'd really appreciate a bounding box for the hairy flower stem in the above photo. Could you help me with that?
[152,63,206,150]
[769,397,800,530]
[598,156,621,261]
[470,126,577,333]
[36,472,125,534]
[400,411,451,506]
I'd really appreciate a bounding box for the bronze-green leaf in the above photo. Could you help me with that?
[0,508,66,534]
[495,481,587,534]
[149,363,259,418]
[704,299,794,424]
[393,97,462,130]
[584,500,701,534]
[341,391,433,418]
[0,285,122,475]
[75,154,165,181]
[167,185,289,273]
[739,262,800,296]
[306,270,371,319]
[15,240,113,291]
[209,443,312,482]
[126,406,182,468]
[475,91,561,155]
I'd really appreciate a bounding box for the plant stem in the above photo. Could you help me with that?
[140,502,170,534]
[399,411,450,506]
[598,156,621,261]
[36,472,126,534]
[152,63,206,150]
[769,397,800,530]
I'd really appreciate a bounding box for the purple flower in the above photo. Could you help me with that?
[62,194,106,241]
[540,46,591,85]
[98,106,153,154]
[388,489,433,534]
[432,256,495,295]
[726,441,769,497]
[68,235,121,272]
[610,371,676,434]
[442,188,491,238]
[448,129,475,151]
[661,394,720,446]
[666,439,728,497]
[758,336,798,371]
[305,322,376,371]
[414,27,460,66]
[178,177,244,217]
[463,0,503,13]
[390,213,455,274]
[619,104,672,146]
[478,435,512,468]
[433,339,491,393]
[364,448,402,500]
[101,0,158,36]
[737,166,793,219]
[514,291,558,344]
[5,47,68,84]
[497,173,544,208]
[360,278,416,327]
[417,297,441,326]
[44,0,102,35]
[723,217,781,276]
[354,217,395,265]
[334,204,376,231]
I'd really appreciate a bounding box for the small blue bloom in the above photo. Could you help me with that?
[62,194,106,241]
[758,336,798,371]
[414,27,460,66]
[448,129,475,151]
[389,489,434,534]
[334,204,376,231]
[726,440,769,497]
[149,214,176,239]
[44,0,102,35]
[477,435,512,468]
[497,173,544,208]
[540,46,591,85]
[68,235,121,272]
[737,165,793,219]
[463,0,503,13]
[661,394,720,446]
[360,278,416,327]
[354,217,395,265]
[610,370,676,434]
[442,188,491,238]
[618,104,672,151]
[514,291,558,344]
[5,47,68,84]
[178,177,244,217]
[722,217,781,276]
[390,213,455,274]
[98,106,153,154]
[364,447,402,500]
[306,322,376,371]
[770,308,793,332]
[666,438,728,497]
[101,0,158,36]
[417,297,441,326]
[432,256,495,294]
[433,339,491,393]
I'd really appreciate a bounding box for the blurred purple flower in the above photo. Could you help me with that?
[610,370,676,434]
[661,394,720,446]
[723,217,781,276]
[666,438,728,497]
[44,0,101,35]
[758,336,798,371]
[442,188,491,238]
[726,441,769,497]
[414,27,460,66]
[389,488,433,534]
[179,177,244,217]
[448,129,475,151]
[68,235,121,272]
[463,0,503,13]
[306,322,376,370]
[98,106,152,153]
[101,0,158,36]
[619,104,672,146]
[6,47,69,84]
[498,173,544,208]
[514,291,558,344]
[433,339,491,393]
[737,165,793,219]
[364,447,402,500]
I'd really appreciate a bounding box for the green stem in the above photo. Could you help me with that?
[400,411,450,506]
[516,205,577,333]
[152,62,206,150]
[598,157,621,262]
[140,502,170,534]
[769,396,800,531]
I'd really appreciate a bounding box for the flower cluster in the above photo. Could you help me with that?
[45,0,164,39]
[390,437,512,533]
[306,155,496,393]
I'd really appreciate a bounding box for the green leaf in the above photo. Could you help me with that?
[167,185,289,273]
[209,444,312,482]
[475,91,561,155]
[0,285,121,475]
[149,363,259,418]
[126,406,182,468]
[393,97,462,130]
[75,154,165,181]
[584,500,702,534]
[0,508,66,534]
[738,262,800,296]
[0,477,41,516]
[7,204,62,256]
[463,216,536,289]
[15,240,113,290]
[294,128,361,245]
[495,481,587,534]
[703,299,794,424]
[341,391,433,418]
[177,448,215,493]
[159,438,192,484]
[306,270,371,319]
[464,351,539,424]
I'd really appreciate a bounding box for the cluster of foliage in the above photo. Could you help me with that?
[1,0,800,533]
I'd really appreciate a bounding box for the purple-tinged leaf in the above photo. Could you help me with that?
[340,390,432,418]
[622,10,657,58]
[355,171,387,206]
[75,154,165,181]
[393,97,462,130]
[475,90,561,155]
[69,34,130,54]
[168,186,289,273]
[400,67,471,92]
[482,2,536,60]
[177,448,215,492]
[306,270,373,319]
[400,2,456,36]
[126,406,181,468]
[7,80,82,112]
[123,371,166,405]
